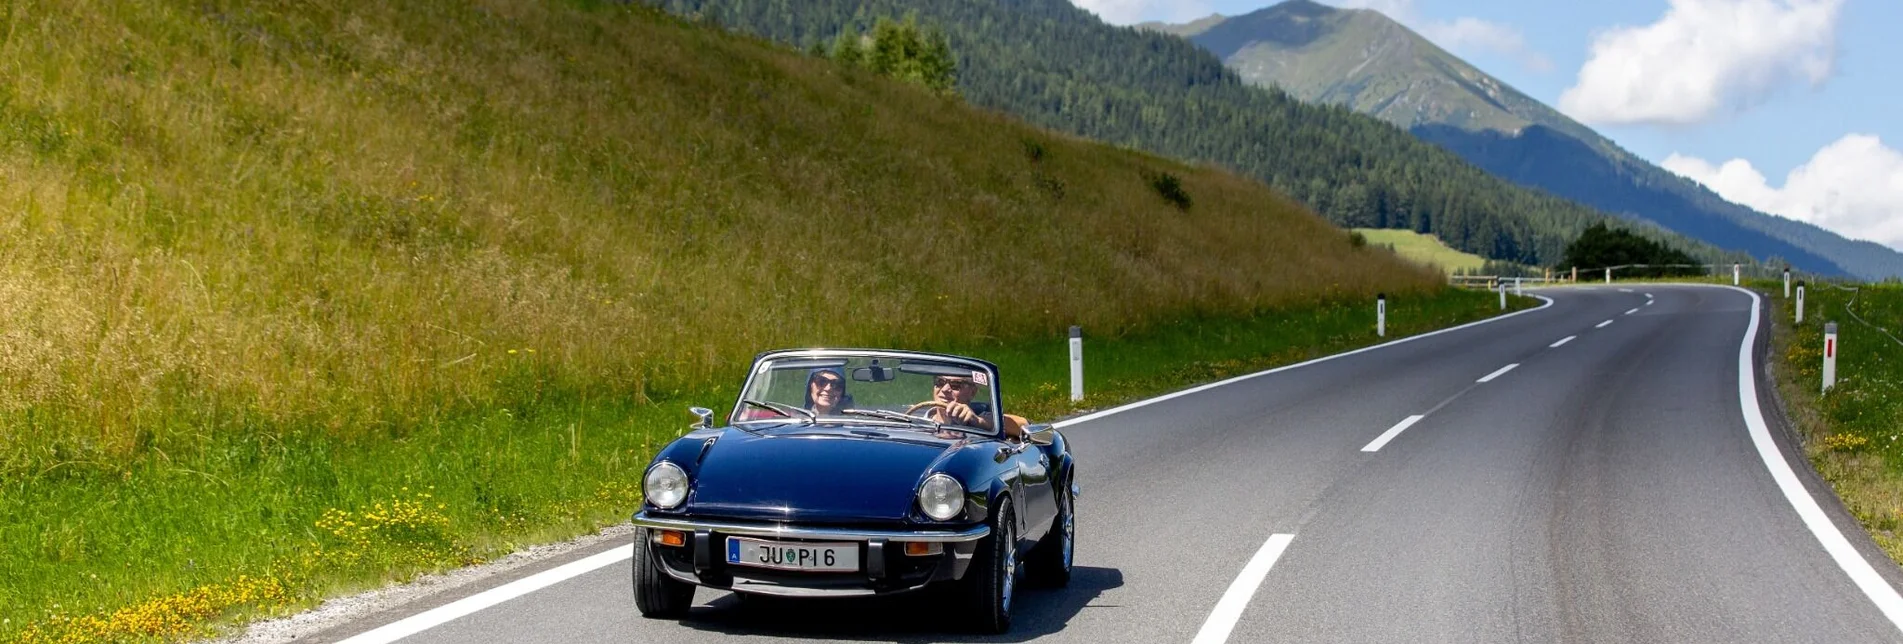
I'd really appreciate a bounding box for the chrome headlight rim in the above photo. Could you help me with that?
[917,473,965,521]
[644,461,689,510]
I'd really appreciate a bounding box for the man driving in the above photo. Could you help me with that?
[922,373,1025,439]
[926,374,994,431]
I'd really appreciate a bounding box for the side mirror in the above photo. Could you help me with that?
[689,406,714,430]
[1025,424,1055,446]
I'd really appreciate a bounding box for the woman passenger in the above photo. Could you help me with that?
[804,367,853,416]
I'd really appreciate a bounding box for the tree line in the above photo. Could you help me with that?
[814,13,958,95]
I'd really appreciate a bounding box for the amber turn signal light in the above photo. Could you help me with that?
[903,542,942,556]
[653,530,687,547]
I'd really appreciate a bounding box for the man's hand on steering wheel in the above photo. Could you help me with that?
[905,400,990,430]
[942,401,982,426]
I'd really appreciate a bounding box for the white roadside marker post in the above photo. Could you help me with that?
[1514,277,1522,296]
[1572,266,1578,283]
[1499,281,1507,310]
[1823,322,1839,394]
[1605,267,1612,284]
[1377,293,1387,337]
[1069,325,1084,402]
[1734,263,1741,286]
[1796,283,1806,325]
[1784,268,1792,298]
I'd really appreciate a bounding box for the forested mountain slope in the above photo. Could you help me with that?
[651,0,1737,267]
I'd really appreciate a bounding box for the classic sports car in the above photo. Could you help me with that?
[630,348,1077,633]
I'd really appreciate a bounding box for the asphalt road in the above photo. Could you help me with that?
[307,285,1903,644]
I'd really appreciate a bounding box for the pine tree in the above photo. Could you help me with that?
[831,24,862,66]
[920,28,956,93]
[867,17,902,75]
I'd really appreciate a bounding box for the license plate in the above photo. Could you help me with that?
[726,537,859,572]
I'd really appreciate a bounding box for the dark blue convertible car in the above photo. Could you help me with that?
[630,348,1077,633]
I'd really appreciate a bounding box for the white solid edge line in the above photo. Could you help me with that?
[1725,285,1903,633]
[1361,415,1425,453]
[1596,319,1614,328]
[1052,295,1557,429]
[1550,335,1576,348]
[1626,308,1640,315]
[1476,363,1519,383]
[1191,533,1297,644]
[1620,288,1634,292]
[336,545,635,644]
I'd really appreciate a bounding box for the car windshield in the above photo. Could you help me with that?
[732,353,1000,435]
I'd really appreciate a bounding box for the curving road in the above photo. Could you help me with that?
[302,285,1903,644]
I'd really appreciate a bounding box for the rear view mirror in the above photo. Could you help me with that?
[852,365,895,382]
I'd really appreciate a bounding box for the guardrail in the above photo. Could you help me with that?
[1452,262,1800,288]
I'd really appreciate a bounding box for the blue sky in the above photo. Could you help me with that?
[1071,0,1903,250]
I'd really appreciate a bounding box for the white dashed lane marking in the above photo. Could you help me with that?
[1476,364,1519,383]
[1361,415,1426,453]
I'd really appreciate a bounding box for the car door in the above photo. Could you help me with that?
[1010,439,1055,543]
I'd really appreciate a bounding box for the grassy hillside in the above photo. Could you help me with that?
[0,1,1486,640]
[1165,0,1903,280]
[1354,229,1486,274]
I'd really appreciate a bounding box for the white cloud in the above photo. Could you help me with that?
[1663,135,1903,250]
[1559,0,1843,126]
[1335,0,1552,73]
[1069,0,1212,25]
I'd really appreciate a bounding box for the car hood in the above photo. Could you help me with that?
[685,426,958,524]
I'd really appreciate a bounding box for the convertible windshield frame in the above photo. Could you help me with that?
[729,348,1004,437]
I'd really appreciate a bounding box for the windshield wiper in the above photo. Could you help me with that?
[741,399,815,424]
[838,408,936,427]
[838,409,986,436]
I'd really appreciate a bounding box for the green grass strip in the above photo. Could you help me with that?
[1765,280,1903,566]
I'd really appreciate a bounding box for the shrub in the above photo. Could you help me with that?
[1148,171,1191,211]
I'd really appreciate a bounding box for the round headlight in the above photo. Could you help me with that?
[918,473,965,521]
[644,462,689,509]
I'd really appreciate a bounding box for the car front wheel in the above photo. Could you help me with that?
[961,497,1018,634]
[633,528,695,618]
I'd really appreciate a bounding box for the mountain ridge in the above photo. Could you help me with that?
[1156,0,1900,279]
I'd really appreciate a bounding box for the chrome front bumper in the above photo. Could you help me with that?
[631,512,989,597]
[630,513,991,542]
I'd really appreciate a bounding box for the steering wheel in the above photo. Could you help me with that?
[904,400,946,417]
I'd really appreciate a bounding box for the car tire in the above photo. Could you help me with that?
[960,497,1017,634]
[1027,472,1073,588]
[632,528,695,619]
